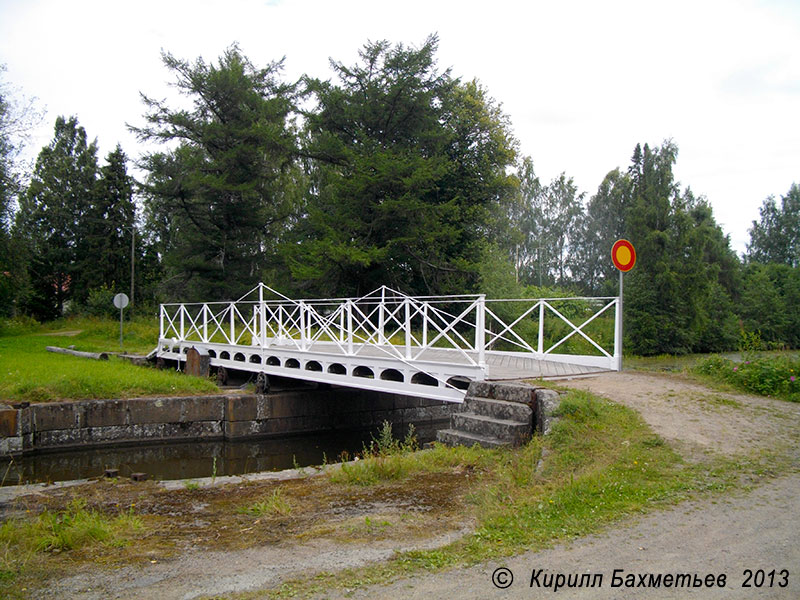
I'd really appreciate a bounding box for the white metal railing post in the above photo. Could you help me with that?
[476,295,486,368]
[277,306,284,343]
[307,303,313,344]
[202,305,208,342]
[259,285,265,348]
[378,286,386,345]
[339,303,345,343]
[422,302,428,348]
[347,300,354,355]
[404,298,411,359]
[614,272,623,371]
[229,302,235,344]
[180,305,185,341]
[538,300,545,355]
[300,301,307,351]
[159,305,165,340]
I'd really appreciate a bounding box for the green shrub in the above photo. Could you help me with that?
[83,286,118,318]
[694,355,800,402]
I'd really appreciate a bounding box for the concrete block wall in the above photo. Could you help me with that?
[0,389,455,457]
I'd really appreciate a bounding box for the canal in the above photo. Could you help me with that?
[1,425,438,486]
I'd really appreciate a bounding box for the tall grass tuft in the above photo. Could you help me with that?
[330,421,424,486]
[0,498,143,583]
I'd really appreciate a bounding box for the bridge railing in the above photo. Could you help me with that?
[159,284,621,372]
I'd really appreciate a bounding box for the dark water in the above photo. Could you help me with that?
[1,425,439,486]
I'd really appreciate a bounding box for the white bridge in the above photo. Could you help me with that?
[157,285,622,403]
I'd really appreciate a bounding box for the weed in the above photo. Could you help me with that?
[330,421,423,486]
[237,488,292,517]
[0,497,142,582]
[184,481,200,491]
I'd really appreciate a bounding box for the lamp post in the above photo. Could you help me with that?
[124,225,135,309]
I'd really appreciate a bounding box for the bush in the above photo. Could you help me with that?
[694,354,800,402]
[0,315,42,337]
[83,286,118,318]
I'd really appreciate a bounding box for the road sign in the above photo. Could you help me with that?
[113,293,129,309]
[114,293,129,349]
[612,239,636,272]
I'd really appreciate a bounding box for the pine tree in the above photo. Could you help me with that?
[747,183,800,267]
[134,44,300,301]
[292,35,517,296]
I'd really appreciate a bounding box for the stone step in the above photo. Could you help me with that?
[452,412,531,444]
[464,396,533,423]
[436,428,508,449]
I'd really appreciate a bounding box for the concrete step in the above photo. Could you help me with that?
[464,396,533,423]
[452,412,531,444]
[436,428,508,449]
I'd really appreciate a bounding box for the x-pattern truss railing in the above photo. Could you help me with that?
[159,284,622,372]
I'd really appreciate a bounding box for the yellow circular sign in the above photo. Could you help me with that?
[612,239,636,272]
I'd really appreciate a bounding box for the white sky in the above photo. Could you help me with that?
[1,0,799,255]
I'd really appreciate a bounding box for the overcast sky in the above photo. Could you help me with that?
[1,0,798,255]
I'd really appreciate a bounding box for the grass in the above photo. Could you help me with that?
[237,487,293,517]
[234,389,754,599]
[0,317,218,402]
[0,498,143,584]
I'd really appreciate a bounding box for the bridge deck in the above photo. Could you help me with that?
[294,343,605,380]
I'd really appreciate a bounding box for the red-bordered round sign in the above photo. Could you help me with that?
[612,239,636,272]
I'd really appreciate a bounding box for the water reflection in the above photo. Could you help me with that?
[1,424,441,486]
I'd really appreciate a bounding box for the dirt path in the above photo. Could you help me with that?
[321,372,800,599]
[30,371,800,599]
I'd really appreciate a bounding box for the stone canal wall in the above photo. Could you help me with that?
[0,389,455,457]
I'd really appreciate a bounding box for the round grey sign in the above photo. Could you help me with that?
[113,293,129,309]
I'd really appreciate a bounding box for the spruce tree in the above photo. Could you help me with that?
[15,116,98,318]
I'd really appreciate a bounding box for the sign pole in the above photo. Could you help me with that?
[617,270,623,371]
[113,293,130,352]
[611,239,636,373]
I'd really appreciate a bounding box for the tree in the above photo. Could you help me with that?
[571,168,630,294]
[747,183,800,267]
[0,65,42,316]
[291,35,518,296]
[81,145,138,301]
[134,44,301,301]
[507,156,541,284]
[15,116,98,318]
[544,173,584,285]
[621,142,741,354]
[504,157,584,288]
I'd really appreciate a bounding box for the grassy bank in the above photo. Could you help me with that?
[0,317,218,403]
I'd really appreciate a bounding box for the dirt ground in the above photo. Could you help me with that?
[335,372,800,600]
[9,370,800,599]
